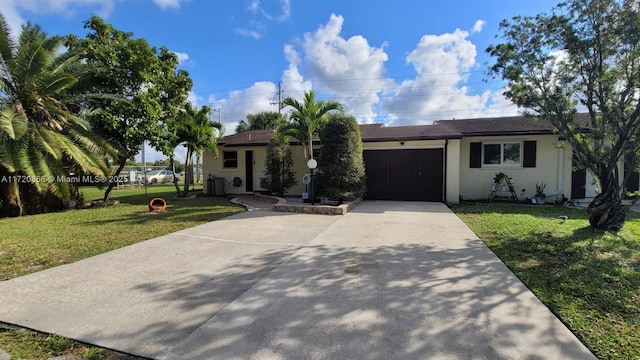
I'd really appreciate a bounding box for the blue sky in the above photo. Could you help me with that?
[3,0,560,162]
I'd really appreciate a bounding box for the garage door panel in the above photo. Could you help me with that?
[364,148,443,202]
[388,150,413,176]
[363,151,389,200]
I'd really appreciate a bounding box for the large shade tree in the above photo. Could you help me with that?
[0,15,112,216]
[281,91,343,159]
[149,48,193,195]
[67,16,191,201]
[487,0,640,231]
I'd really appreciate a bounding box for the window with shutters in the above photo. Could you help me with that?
[483,142,521,166]
[470,141,536,168]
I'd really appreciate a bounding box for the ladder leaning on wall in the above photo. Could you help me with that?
[489,172,519,201]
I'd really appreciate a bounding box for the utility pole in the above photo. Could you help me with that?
[212,107,222,124]
[270,81,283,115]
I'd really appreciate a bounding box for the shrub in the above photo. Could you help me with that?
[317,114,366,201]
[260,134,296,196]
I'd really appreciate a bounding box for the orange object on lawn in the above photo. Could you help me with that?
[149,197,167,212]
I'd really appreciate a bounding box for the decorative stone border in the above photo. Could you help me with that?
[254,192,361,215]
[253,192,286,205]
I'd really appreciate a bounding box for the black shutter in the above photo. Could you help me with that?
[470,142,482,168]
[523,141,537,168]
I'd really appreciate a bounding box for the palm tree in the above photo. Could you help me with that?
[0,15,112,216]
[236,111,285,133]
[281,91,343,159]
[176,103,223,197]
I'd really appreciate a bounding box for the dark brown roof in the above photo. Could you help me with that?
[217,114,591,146]
[359,123,462,142]
[435,115,555,136]
[217,130,277,146]
[435,113,592,136]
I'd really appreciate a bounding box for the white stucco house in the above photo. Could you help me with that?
[202,114,640,204]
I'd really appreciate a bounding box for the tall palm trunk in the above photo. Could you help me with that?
[181,146,194,197]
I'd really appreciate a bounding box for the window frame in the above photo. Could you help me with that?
[222,151,238,169]
[482,141,522,167]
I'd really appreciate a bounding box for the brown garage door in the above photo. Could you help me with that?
[363,149,444,201]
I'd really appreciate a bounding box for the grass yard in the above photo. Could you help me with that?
[0,184,244,359]
[453,203,640,360]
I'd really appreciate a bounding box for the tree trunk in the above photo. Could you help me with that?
[181,148,193,197]
[103,157,127,202]
[169,155,181,196]
[587,194,629,231]
[0,180,23,217]
[586,167,630,231]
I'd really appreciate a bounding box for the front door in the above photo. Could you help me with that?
[245,150,253,192]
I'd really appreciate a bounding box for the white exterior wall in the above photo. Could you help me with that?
[458,135,573,201]
[205,139,463,202]
[202,144,311,196]
[446,139,461,204]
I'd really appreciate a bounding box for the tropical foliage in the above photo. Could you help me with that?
[281,91,343,160]
[0,15,112,217]
[487,0,640,230]
[317,113,366,201]
[176,103,223,197]
[66,16,192,201]
[236,111,284,133]
[260,133,296,196]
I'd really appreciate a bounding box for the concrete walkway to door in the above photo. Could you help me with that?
[0,201,595,359]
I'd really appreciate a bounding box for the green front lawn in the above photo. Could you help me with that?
[453,204,640,360]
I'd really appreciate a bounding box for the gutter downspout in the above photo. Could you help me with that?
[444,139,448,204]
[557,146,564,198]
[545,144,564,200]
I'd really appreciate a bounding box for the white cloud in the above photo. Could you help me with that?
[234,27,262,39]
[238,0,290,39]
[472,20,486,33]
[0,0,114,22]
[152,0,183,10]
[172,51,190,65]
[281,44,313,99]
[248,0,261,13]
[219,17,515,130]
[207,82,280,134]
[285,14,392,123]
[257,0,290,22]
[382,24,509,124]
[1,0,115,36]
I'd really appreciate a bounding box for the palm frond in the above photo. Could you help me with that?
[0,107,27,139]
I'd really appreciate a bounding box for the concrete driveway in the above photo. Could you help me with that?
[0,201,595,359]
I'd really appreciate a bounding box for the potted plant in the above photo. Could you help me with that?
[535,181,546,204]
